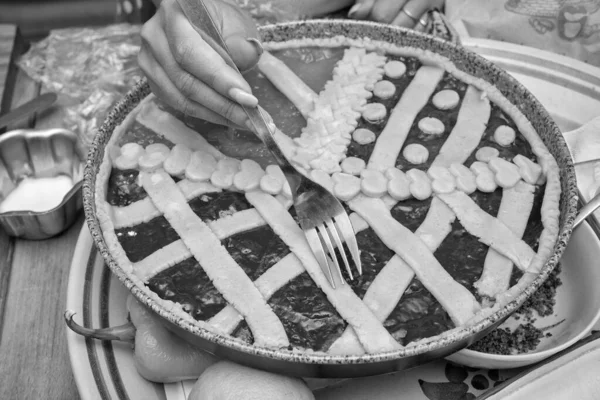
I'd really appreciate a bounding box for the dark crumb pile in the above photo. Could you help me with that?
[468,263,562,355]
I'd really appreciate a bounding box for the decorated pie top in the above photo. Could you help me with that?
[94,36,560,355]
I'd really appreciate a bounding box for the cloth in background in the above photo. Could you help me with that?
[445,0,600,66]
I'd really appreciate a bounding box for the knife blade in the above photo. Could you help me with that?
[0,92,58,132]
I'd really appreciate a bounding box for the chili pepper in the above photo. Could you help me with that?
[65,295,218,383]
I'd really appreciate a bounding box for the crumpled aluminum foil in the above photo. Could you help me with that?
[18,24,143,154]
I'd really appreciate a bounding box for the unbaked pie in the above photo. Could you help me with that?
[94,36,560,355]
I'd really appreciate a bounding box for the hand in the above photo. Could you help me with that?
[348,0,445,29]
[138,0,262,128]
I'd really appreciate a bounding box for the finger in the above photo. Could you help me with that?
[391,0,431,28]
[139,42,247,129]
[162,0,258,107]
[414,13,429,32]
[226,36,263,72]
[217,2,263,72]
[369,0,408,24]
[140,21,250,127]
[347,0,376,20]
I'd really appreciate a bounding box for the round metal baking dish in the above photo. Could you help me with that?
[82,20,578,378]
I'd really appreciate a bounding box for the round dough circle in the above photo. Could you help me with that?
[373,80,396,99]
[362,103,387,123]
[418,117,445,135]
[352,128,376,145]
[432,90,460,110]
[384,60,407,79]
[341,157,366,175]
[403,143,429,165]
[494,125,516,146]
[145,143,170,156]
[475,146,500,162]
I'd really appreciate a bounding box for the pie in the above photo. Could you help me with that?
[94,35,560,355]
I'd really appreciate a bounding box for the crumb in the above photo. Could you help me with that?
[469,323,543,355]
[468,264,562,354]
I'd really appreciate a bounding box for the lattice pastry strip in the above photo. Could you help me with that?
[246,190,403,353]
[430,86,491,169]
[134,208,269,281]
[140,169,290,348]
[112,181,220,229]
[328,197,456,355]
[475,182,536,298]
[438,191,536,271]
[100,42,557,354]
[368,65,445,172]
[349,195,482,326]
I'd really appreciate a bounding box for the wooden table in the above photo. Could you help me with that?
[0,24,82,399]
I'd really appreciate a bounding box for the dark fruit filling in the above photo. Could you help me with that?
[109,49,548,351]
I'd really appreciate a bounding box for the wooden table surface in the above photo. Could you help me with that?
[0,24,82,399]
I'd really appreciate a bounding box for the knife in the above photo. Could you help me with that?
[0,92,58,132]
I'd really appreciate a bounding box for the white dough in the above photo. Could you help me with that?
[428,166,456,194]
[432,89,460,110]
[384,60,407,79]
[341,157,366,175]
[360,169,388,197]
[260,174,283,195]
[233,159,265,191]
[362,103,387,123]
[470,161,498,193]
[475,146,500,163]
[114,154,139,170]
[418,117,445,135]
[403,143,429,165]
[211,158,241,189]
[513,154,543,185]
[120,142,144,160]
[353,128,376,145]
[138,151,167,171]
[406,169,432,200]
[449,163,477,194]
[145,143,170,156]
[164,144,192,176]
[185,150,218,182]
[385,168,411,200]
[494,125,516,147]
[373,80,396,99]
[332,172,361,201]
[489,157,522,188]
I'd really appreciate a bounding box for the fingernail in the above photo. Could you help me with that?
[246,37,264,58]
[228,87,258,107]
[348,3,361,18]
[245,119,255,132]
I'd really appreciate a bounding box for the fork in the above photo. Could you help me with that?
[176,0,362,288]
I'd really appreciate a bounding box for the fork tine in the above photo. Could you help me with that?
[317,223,345,285]
[304,228,336,288]
[334,213,362,275]
[326,220,353,281]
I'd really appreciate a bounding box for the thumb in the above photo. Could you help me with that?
[211,0,263,72]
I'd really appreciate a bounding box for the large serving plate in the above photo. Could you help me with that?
[82,20,577,377]
[65,221,600,399]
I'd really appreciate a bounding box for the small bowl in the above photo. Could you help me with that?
[446,221,600,369]
[0,129,84,239]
